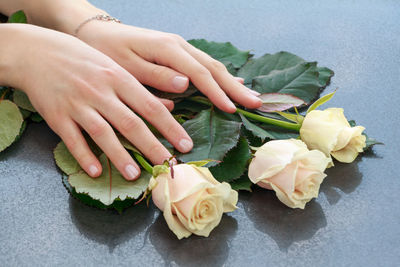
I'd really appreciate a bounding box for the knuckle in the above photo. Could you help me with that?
[196,66,212,77]
[143,98,163,116]
[99,66,119,80]
[87,119,109,138]
[151,65,168,79]
[120,114,141,133]
[210,60,227,72]
[63,136,79,153]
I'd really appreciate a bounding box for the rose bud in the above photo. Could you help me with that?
[150,163,238,239]
[248,139,331,209]
[300,108,366,165]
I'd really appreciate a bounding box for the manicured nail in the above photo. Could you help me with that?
[89,165,99,177]
[234,77,244,83]
[249,89,261,96]
[179,138,193,152]
[228,101,237,111]
[125,164,139,180]
[173,76,189,91]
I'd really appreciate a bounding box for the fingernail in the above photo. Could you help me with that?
[125,164,139,180]
[228,101,237,111]
[89,165,99,177]
[179,138,193,152]
[234,77,244,83]
[173,76,189,91]
[250,94,262,102]
[249,89,261,96]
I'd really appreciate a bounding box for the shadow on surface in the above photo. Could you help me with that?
[321,159,363,205]
[69,197,154,252]
[148,212,237,267]
[243,188,327,251]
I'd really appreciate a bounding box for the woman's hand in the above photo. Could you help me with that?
[0,24,193,180]
[75,22,262,113]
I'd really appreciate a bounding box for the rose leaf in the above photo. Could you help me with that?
[0,100,24,152]
[29,112,43,122]
[210,136,252,182]
[258,93,305,112]
[68,153,151,206]
[13,90,37,112]
[188,39,251,69]
[251,62,322,104]
[230,174,253,192]
[239,113,276,141]
[177,109,242,165]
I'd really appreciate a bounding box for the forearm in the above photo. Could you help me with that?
[0,0,105,35]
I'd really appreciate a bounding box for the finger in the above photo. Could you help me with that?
[157,97,174,111]
[153,45,237,113]
[182,43,262,109]
[53,118,102,178]
[97,98,174,165]
[113,75,193,154]
[72,107,141,181]
[120,51,189,93]
[234,77,244,84]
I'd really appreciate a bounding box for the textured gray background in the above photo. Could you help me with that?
[1,0,399,266]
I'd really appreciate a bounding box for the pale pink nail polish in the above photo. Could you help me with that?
[249,90,261,96]
[125,164,139,180]
[173,76,189,91]
[89,165,99,177]
[179,138,193,152]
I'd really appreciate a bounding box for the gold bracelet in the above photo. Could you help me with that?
[74,14,121,36]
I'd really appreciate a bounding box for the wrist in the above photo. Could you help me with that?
[23,0,107,35]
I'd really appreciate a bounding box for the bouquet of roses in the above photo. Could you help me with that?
[0,12,380,240]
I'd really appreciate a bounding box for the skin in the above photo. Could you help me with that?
[0,0,261,181]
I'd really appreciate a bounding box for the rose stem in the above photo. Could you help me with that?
[188,96,301,132]
[132,152,154,174]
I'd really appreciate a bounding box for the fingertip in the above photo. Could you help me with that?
[125,163,141,181]
[88,164,102,178]
[234,77,245,84]
[172,76,189,93]
[178,138,193,153]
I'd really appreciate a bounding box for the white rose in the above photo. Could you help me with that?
[300,108,366,165]
[150,164,238,239]
[248,139,331,209]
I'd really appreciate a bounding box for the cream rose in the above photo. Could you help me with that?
[248,139,331,209]
[300,108,366,165]
[150,163,238,239]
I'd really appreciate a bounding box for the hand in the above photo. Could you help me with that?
[75,22,262,113]
[1,24,193,180]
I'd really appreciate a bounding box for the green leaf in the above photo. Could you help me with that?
[62,174,137,213]
[8,10,27,23]
[237,51,305,84]
[239,113,275,141]
[251,62,322,104]
[0,100,24,152]
[210,137,251,182]
[230,174,253,192]
[186,159,217,167]
[13,90,36,112]
[54,141,82,175]
[177,109,242,165]
[68,154,151,206]
[14,120,27,143]
[258,123,300,140]
[316,66,334,87]
[54,138,102,175]
[307,91,336,114]
[19,108,31,119]
[29,112,43,122]
[188,39,251,68]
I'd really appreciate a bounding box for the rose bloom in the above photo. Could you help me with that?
[248,139,331,209]
[150,164,238,239]
[300,108,366,165]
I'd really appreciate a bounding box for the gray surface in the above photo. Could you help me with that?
[1,0,399,266]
